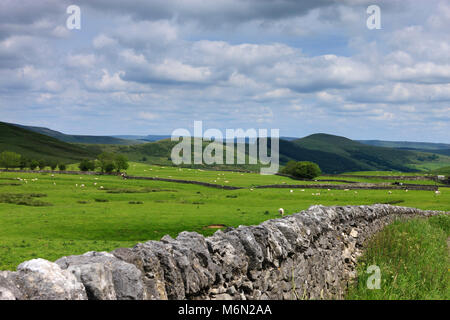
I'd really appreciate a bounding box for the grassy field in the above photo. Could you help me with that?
[347,215,450,300]
[1,163,449,272]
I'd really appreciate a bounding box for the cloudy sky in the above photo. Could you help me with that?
[0,0,449,142]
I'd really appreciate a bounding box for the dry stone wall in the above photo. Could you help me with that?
[0,204,446,300]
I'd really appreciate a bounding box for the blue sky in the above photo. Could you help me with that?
[0,0,449,142]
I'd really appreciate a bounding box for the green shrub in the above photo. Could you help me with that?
[0,151,21,169]
[115,154,129,172]
[49,161,58,170]
[38,159,47,170]
[29,160,39,170]
[79,159,96,172]
[281,161,321,179]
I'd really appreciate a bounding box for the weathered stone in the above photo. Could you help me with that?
[14,259,87,300]
[56,251,144,300]
[0,271,23,300]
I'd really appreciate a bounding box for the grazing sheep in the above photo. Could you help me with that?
[290,189,293,193]
[278,208,285,216]
[435,190,441,195]
[388,191,392,194]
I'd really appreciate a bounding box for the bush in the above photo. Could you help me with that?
[104,162,116,173]
[0,151,21,169]
[58,163,67,171]
[98,152,116,173]
[79,159,96,172]
[29,160,39,170]
[49,161,58,170]
[38,159,47,170]
[281,161,321,179]
[97,153,129,173]
[114,154,129,172]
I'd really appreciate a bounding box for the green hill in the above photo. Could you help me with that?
[287,133,449,173]
[2,122,449,173]
[430,166,450,176]
[9,123,141,145]
[358,140,450,150]
[100,133,440,173]
[0,122,96,163]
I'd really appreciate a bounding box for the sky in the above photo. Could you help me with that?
[0,0,449,142]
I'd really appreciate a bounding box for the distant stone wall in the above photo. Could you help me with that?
[323,174,437,181]
[0,205,446,300]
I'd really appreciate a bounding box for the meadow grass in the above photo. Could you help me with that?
[0,164,449,272]
[347,215,449,300]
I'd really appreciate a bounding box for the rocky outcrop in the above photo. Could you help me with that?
[0,204,446,300]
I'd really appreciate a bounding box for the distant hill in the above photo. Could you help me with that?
[358,140,450,150]
[0,122,96,162]
[279,134,419,173]
[2,122,449,173]
[102,133,449,173]
[430,166,450,175]
[9,123,142,145]
[112,135,171,142]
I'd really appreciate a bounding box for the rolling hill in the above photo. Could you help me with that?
[9,123,142,145]
[1,122,449,173]
[0,122,97,163]
[358,140,450,150]
[289,133,450,173]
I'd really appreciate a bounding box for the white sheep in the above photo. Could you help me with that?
[435,190,441,195]
[278,208,285,216]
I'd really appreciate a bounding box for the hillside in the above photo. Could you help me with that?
[358,140,450,150]
[112,135,171,142]
[9,123,142,145]
[0,122,96,163]
[288,133,447,173]
[100,133,448,173]
[2,122,449,173]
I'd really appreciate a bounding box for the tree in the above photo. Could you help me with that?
[79,159,95,171]
[38,159,47,170]
[19,157,29,170]
[30,160,39,170]
[281,161,321,180]
[58,163,67,171]
[115,154,129,172]
[0,151,21,169]
[97,152,116,173]
[49,161,58,170]
[104,162,116,173]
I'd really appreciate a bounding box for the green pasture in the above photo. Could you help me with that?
[1,164,449,271]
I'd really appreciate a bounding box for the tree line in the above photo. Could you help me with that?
[0,151,129,173]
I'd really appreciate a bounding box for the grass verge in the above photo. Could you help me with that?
[347,215,450,300]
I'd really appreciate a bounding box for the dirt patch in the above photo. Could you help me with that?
[206,224,226,229]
